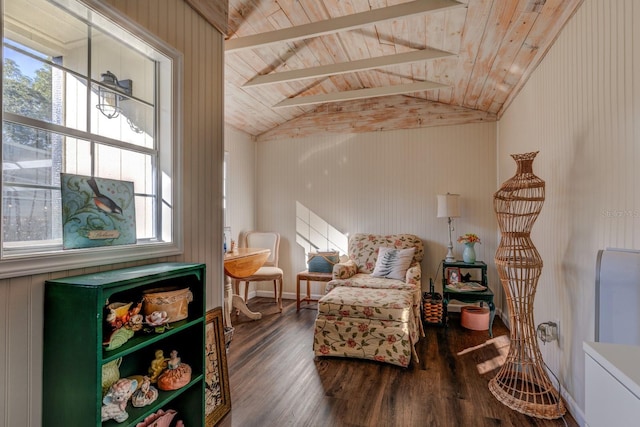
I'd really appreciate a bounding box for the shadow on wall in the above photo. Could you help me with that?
[296,201,348,259]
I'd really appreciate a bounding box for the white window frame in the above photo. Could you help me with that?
[0,0,183,279]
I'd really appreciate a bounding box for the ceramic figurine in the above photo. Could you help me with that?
[145,310,171,333]
[145,310,169,327]
[104,301,143,350]
[106,302,133,329]
[157,350,192,391]
[148,349,169,383]
[101,357,122,396]
[131,376,158,407]
[135,409,177,427]
[101,378,137,423]
[104,327,134,351]
[126,302,144,331]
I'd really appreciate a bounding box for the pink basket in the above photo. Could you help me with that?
[461,306,489,331]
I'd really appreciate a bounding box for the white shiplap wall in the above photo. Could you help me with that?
[498,0,640,422]
[0,1,225,425]
[254,123,499,303]
[225,124,257,240]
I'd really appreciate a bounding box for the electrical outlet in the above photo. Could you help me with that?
[536,321,558,344]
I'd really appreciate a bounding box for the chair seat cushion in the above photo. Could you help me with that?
[327,273,416,292]
[318,286,413,323]
[244,266,283,279]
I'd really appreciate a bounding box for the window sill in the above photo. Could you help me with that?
[0,242,183,279]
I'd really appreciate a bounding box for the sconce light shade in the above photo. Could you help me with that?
[96,70,132,120]
[437,193,461,218]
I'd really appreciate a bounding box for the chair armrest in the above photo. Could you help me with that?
[405,264,421,285]
[332,259,358,279]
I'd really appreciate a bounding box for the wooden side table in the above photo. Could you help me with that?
[296,270,333,311]
[441,260,495,337]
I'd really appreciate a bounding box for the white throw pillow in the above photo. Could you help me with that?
[372,247,415,280]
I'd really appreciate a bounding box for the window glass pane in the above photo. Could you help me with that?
[94,144,153,193]
[3,0,89,77]
[135,195,155,239]
[64,137,92,176]
[95,144,156,240]
[90,27,156,105]
[3,45,89,132]
[2,122,61,186]
[91,83,154,148]
[2,187,62,243]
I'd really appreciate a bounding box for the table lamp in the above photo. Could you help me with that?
[437,193,461,262]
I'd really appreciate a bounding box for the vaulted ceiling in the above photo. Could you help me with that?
[225,0,583,141]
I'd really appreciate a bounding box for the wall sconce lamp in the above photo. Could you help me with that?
[96,71,132,119]
[437,193,461,262]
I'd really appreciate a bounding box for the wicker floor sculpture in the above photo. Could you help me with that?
[489,151,566,419]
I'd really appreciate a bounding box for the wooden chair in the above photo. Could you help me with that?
[234,231,283,312]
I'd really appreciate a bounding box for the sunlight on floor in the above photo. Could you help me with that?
[457,334,510,375]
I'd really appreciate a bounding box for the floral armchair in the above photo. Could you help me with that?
[328,233,424,331]
[331,233,423,285]
[313,234,425,366]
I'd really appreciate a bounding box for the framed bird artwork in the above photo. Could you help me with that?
[60,173,137,249]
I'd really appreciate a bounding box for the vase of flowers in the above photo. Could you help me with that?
[458,233,481,263]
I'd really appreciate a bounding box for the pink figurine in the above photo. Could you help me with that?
[101,378,137,423]
[157,350,192,391]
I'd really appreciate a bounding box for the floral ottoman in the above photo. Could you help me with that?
[313,286,418,367]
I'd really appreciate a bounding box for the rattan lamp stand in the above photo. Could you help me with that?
[489,152,566,419]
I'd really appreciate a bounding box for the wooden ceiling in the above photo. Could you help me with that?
[224,0,583,142]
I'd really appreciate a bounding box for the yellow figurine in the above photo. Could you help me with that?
[148,349,168,383]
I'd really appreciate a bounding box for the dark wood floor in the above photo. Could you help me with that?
[218,298,578,427]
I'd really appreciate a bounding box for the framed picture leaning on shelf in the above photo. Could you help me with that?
[445,267,461,286]
[205,307,231,426]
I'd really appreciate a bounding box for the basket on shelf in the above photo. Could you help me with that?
[422,278,443,325]
[142,287,193,323]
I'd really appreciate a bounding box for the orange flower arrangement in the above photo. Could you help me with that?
[457,233,481,244]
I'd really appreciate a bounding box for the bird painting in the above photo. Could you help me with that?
[87,177,123,215]
[60,173,136,249]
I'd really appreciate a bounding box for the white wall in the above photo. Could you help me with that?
[498,0,640,422]
[225,124,257,240]
[254,123,499,302]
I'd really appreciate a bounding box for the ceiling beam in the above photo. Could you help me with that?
[273,81,449,108]
[225,0,465,52]
[244,48,455,87]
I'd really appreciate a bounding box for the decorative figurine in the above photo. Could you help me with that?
[135,409,177,427]
[131,376,158,407]
[104,301,143,350]
[104,327,135,351]
[101,377,137,423]
[145,310,171,333]
[157,350,192,391]
[101,357,122,396]
[106,302,133,329]
[148,349,169,383]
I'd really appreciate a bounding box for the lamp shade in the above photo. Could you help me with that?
[437,193,461,218]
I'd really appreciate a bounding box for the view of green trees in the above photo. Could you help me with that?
[3,55,56,242]
[3,57,53,149]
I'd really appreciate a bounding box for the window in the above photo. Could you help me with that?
[1,0,182,278]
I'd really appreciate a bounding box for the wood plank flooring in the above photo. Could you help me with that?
[218,298,578,427]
